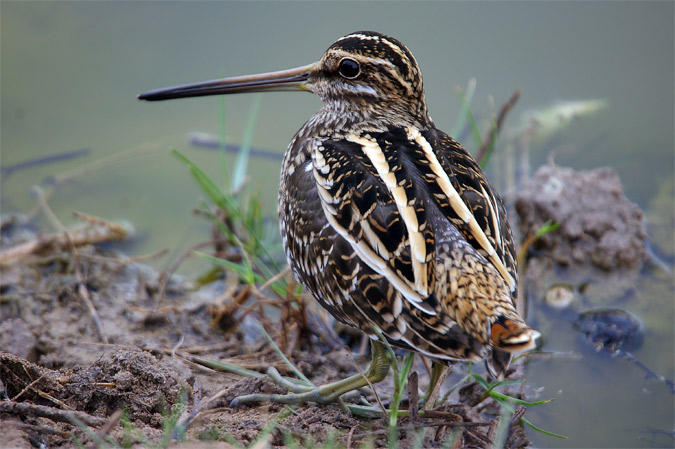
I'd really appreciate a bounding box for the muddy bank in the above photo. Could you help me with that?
[0,214,534,448]
[514,164,652,320]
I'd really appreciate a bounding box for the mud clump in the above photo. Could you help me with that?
[0,352,63,402]
[64,349,191,425]
[515,164,647,270]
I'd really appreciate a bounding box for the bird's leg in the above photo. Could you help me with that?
[424,361,452,410]
[229,339,391,407]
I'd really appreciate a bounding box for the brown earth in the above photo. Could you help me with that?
[0,214,533,449]
[514,164,647,271]
[514,164,652,315]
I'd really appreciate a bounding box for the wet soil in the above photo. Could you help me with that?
[0,214,533,449]
[514,164,653,327]
[515,164,647,271]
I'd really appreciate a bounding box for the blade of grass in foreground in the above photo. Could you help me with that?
[470,373,567,439]
[171,149,239,217]
[231,94,262,193]
[218,93,229,189]
[172,148,282,269]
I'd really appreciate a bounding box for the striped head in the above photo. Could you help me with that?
[139,31,432,129]
[306,31,431,127]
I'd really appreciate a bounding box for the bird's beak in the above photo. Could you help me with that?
[138,62,317,101]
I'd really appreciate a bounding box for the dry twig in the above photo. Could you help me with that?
[408,371,419,423]
[156,240,214,305]
[86,409,123,449]
[476,88,521,164]
[0,401,106,427]
[0,211,131,267]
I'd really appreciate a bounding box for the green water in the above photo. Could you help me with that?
[2,2,673,447]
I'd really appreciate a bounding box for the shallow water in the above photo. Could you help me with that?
[2,2,673,447]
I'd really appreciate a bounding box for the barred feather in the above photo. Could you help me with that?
[279,31,538,378]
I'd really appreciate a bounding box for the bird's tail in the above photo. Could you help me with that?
[486,316,540,379]
[490,315,540,352]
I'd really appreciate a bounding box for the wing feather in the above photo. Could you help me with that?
[311,135,436,314]
[418,128,518,296]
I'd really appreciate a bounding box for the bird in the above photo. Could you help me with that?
[139,31,539,407]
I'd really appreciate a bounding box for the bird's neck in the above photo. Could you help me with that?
[281,97,433,176]
[311,97,433,136]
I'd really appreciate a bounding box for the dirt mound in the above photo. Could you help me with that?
[64,349,192,425]
[515,164,647,270]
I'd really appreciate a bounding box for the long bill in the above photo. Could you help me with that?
[138,63,317,101]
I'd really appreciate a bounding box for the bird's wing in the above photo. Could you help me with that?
[416,128,518,296]
[310,131,438,315]
[311,126,516,303]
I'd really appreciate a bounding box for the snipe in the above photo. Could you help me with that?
[140,31,539,407]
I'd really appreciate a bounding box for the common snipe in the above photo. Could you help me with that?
[140,31,539,406]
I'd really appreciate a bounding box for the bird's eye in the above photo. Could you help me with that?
[338,58,360,79]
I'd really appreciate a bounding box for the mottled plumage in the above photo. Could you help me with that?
[278,32,536,377]
[140,31,539,390]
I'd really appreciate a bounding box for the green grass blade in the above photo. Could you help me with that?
[173,148,283,267]
[470,373,491,390]
[519,416,568,439]
[191,355,264,378]
[536,220,560,238]
[401,352,415,379]
[478,115,498,168]
[256,321,314,387]
[231,94,262,192]
[489,390,554,406]
[218,94,229,188]
[493,396,567,439]
[196,251,261,285]
[171,149,239,216]
[172,149,224,203]
[468,372,565,439]
[452,78,476,136]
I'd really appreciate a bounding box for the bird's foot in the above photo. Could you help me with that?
[229,340,391,411]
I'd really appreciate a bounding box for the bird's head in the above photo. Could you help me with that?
[306,31,430,127]
[139,31,431,128]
